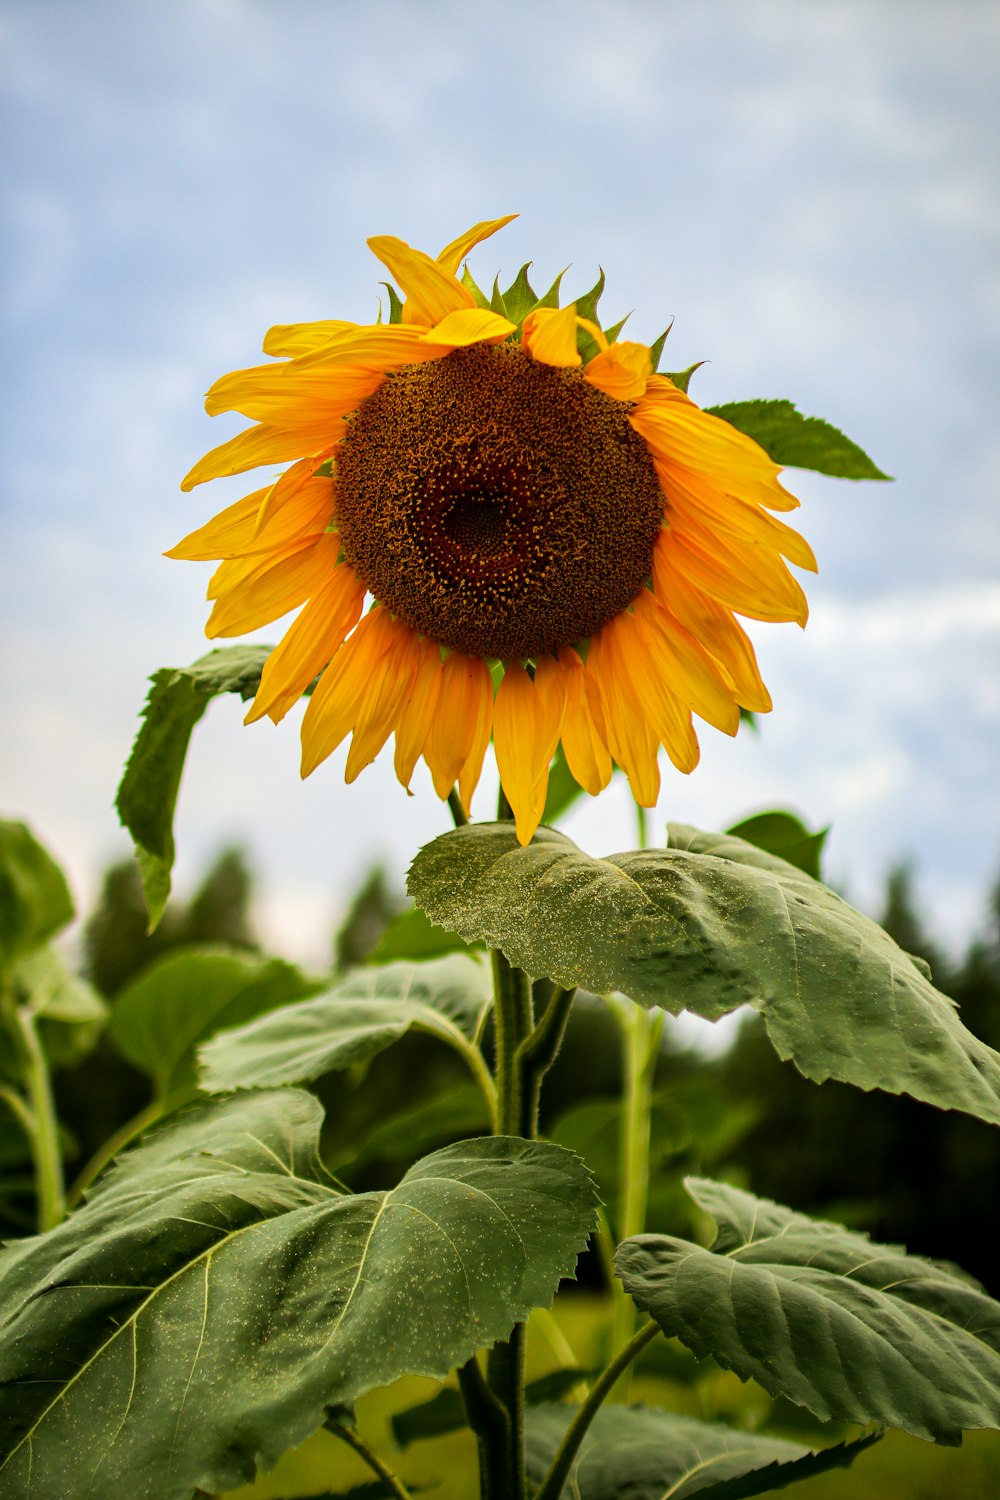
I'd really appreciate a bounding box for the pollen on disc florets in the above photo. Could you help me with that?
[333,342,664,661]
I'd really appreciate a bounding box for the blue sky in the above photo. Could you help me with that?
[2,0,998,970]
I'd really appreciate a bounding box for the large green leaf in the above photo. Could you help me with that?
[707,400,889,480]
[0,820,74,969]
[0,1090,597,1499]
[199,954,492,1097]
[616,1177,1000,1445]
[407,822,1000,1125]
[115,646,271,929]
[368,905,470,963]
[525,1404,878,1499]
[109,946,314,1105]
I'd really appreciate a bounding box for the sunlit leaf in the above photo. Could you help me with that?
[617,1177,1000,1445]
[0,1090,597,1499]
[708,399,889,480]
[408,822,1000,1124]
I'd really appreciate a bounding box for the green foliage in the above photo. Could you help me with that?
[0,819,74,969]
[617,1177,1000,1444]
[707,399,889,480]
[0,1090,597,1499]
[525,1405,878,1500]
[115,647,270,929]
[198,954,493,1100]
[334,865,408,971]
[724,809,829,879]
[408,822,1000,1125]
[368,904,470,963]
[109,946,314,1106]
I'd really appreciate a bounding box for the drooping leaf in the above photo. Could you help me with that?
[408,822,1000,1125]
[707,399,890,480]
[0,820,74,969]
[0,1090,597,1500]
[368,905,471,963]
[724,809,829,879]
[115,646,271,929]
[109,946,314,1105]
[199,953,492,1096]
[525,1403,879,1500]
[617,1176,1000,1446]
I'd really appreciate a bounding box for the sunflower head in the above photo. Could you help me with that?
[171,216,816,844]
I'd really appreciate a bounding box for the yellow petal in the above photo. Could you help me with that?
[521,304,581,368]
[587,620,661,806]
[367,234,475,326]
[457,658,496,814]
[204,362,383,422]
[299,607,395,777]
[345,622,417,783]
[394,636,444,789]
[253,456,335,537]
[166,489,268,561]
[494,659,566,845]
[435,215,518,276]
[423,308,516,348]
[609,605,701,774]
[661,463,817,571]
[181,423,329,491]
[632,588,740,736]
[657,518,809,626]
[262,319,357,357]
[423,651,485,799]
[651,544,772,713]
[631,398,799,514]
[584,341,652,401]
[245,563,366,725]
[206,533,341,638]
[557,647,612,796]
[288,323,451,372]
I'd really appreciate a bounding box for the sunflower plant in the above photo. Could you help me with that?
[2,218,1000,1500]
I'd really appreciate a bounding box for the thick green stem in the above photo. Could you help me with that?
[458,1357,511,1500]
[608,997,663,1390]
[533,1321,660,1500]
[66,1097,163,1210]
[10,1005,65,1231]
[325,1416,414,1500]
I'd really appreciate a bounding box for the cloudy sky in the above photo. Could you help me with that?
[2,0,998,969]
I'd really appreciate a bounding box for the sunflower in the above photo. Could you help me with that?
[170,216,815,844]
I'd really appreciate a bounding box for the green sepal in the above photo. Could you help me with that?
[501,263,539,325]
[532,268,566,312]
[708,399,890,479]
[381,281,404,324]
[602,313,631,345]
[313,457,334,478]
[460,263,492,310]
[574,267,605,324]
[489,273,507,316]
[664,361,705,394]
[115,647,272,930]
[647,323,672,371]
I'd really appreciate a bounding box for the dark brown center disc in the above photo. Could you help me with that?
[333,342,664,660]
